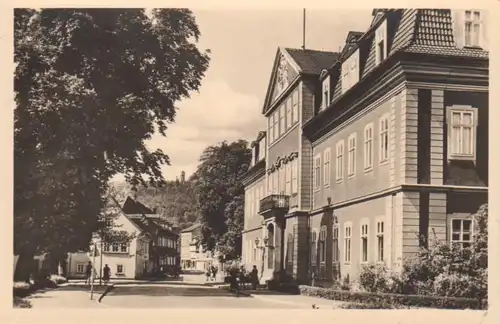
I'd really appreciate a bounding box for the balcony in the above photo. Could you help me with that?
[259,194,290,220]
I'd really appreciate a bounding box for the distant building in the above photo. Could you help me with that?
[180,223,216,271]
[241,9,489,285]
[66,197,180,279]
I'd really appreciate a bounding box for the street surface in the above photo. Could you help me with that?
[101,284,299,308]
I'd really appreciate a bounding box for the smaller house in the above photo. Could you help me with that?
[66,197,180,279]
[180,223,216,272]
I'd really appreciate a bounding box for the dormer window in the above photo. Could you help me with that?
[341,50,360,93]
[258,138,266,161]
[375,20,387,64]
[464,10,482,48]
[320,75,330,111]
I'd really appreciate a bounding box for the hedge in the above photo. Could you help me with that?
[299,285,487,310]
[13,275,67,298]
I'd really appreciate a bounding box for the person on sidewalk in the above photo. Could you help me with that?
[84,261,92,286]
[102,264,111,285]
[211,265,218,282]
[250,265,259,290]
[205,267,211,282]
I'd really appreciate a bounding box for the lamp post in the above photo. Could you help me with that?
[255,237,268,281]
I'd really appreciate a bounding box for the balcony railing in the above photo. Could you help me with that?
[259,194,290,214]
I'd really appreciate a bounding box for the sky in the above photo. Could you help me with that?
[123,9,373,182]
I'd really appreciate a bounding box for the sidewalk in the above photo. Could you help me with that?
[222,287,346,309]
[26,285,108,308]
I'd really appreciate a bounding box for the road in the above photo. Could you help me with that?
[101,284,299,308]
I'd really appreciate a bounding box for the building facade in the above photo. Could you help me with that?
[66,197,180,279]
[241,9,489,285]
[180,223,217,272]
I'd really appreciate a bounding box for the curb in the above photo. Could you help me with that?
[97,284,115,303]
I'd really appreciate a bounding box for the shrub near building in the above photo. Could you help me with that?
[300,204,488,309]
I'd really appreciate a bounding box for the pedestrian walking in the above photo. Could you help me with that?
[102,264,111,285]
[205,266,211,282]
[239,266,246,290]
[84,261,92,286]
[250,265,259,290]
[212,265,218,282]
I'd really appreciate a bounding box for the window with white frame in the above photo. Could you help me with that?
[268,117,273,144]
[319,226,327,263]
[116,264,124,274]
[341,50,360,93]
[285,163,291,195]
[292,90,299,124]
[254,186,260,215]
[324,148,331,187]
[361,222,369,263]
[286,98,292,129]
[348,133,357,177]
[379,115,389,163]
[120,243,128,253]
[291,160,298,194]
[464,10,482,48]
[376,220,384,262]
[375,20,388,64]
[344,224,352,264]
[76,263,86,274]
[336,140,344,182]
[448,106,477,160]
[280,105,286,135]
[248,189,253,216]
[279,167,285,194]
[450,218,473,249]
[273,172,279,194]
[273,112,279,142]
[267,174,272,193]
[259,139,266,161]
[310,230,317,264]
[364,123,374,170]
[313,154,321,190]
[321,76,330,111]
[332,225,339,262]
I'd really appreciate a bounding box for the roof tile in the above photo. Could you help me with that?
[284,48,340,74]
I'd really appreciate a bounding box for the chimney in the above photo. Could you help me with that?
[180,171,186,183]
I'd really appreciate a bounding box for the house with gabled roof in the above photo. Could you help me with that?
[66,197,180,279]
[241,8,489,286]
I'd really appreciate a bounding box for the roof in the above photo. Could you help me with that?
[284,48,340,75]
[122,196,155,215]
[181,223,201,233]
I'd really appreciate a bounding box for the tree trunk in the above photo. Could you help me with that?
[14,252,35,283]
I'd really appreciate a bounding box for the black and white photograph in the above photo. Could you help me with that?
[12,6,493,316]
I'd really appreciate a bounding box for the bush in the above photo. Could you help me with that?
[13,296,32,308]
[13,282,33,298]
[49,274,68,285]
[299,285,486,309]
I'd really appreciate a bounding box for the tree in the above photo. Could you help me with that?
[193,140,251,261]
[14,8,210,281]
[134,176,200,229]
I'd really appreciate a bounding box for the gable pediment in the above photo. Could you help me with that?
[262,48,300,114]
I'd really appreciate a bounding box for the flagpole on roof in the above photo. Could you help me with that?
[302,8,306,50]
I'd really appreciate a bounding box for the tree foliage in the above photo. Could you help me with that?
[14,8,210,279]
[193,140,251,260]
[132,177,200,229]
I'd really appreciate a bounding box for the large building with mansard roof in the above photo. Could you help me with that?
[240,9,489,286]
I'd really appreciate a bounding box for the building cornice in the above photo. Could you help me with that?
[309,184,488,216]
[267,152,299,174]
[303,51,489,143]
[241,159,266,187]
